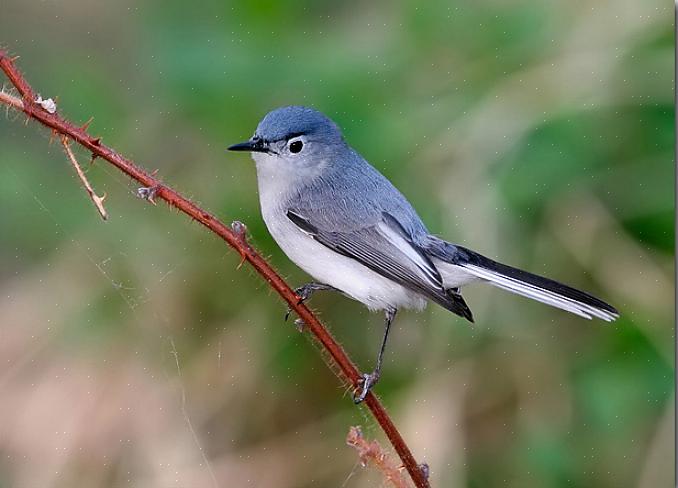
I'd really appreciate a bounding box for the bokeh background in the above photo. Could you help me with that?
[0,1,674,487]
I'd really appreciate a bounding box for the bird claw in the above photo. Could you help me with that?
[283,286,311,322]
[353,371,380,404]
[284,307,306,333]
[293,318,306,332]
[419,462,430,481]
[137,185,159,205]
[283,299,301,323]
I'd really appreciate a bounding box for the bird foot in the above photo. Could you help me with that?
[284,283,335,322]
[284,285,313,322]
[353,370,380,404]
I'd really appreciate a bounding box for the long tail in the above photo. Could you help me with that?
[424,237,619,322]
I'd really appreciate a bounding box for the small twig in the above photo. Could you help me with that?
[0,89,23,110]
[0,49,431,488]
[61,135,108,220]
[346,426,412,488]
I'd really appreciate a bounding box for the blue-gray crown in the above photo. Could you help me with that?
[255,106,344,144]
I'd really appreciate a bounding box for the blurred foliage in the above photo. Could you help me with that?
[0,1,673,487]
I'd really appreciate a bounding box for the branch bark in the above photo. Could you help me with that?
[0,50,431,488]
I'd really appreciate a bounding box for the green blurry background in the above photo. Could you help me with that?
[0,1,673,487]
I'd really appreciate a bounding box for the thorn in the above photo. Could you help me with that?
[10,55,20,62]
[81,116,94,131]
[151,168,160,177]
[91,137,101,146]
[89,153,97,166]
[49,129,58,145]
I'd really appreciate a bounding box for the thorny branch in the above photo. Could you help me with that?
[0,49,431,488]
[346,426,413,488]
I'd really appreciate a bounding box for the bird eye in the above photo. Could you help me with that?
[289,140,303,154]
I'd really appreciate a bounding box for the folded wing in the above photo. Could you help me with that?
[286,209,473,321]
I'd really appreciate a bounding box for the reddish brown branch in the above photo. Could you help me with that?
[347,426,413,487]
[0,50,430,488]
[0,89,24,110]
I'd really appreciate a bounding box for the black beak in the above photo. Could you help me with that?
[227,138,269,153]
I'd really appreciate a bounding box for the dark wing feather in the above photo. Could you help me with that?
[287,209,473,321]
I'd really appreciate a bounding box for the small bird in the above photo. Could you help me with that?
[228,106,618,403]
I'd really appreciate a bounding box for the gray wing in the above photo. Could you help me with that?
[284,148,431,238]
[286,209,473,320]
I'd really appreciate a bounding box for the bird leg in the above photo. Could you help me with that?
[284,282,340,322]
[354,307,397,404]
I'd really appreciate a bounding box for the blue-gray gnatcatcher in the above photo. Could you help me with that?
[228,106,618,403]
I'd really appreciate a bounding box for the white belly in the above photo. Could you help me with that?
[261,204,426,312]
[253,154,426,311]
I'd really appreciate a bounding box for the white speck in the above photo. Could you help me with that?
[35,95,57,113]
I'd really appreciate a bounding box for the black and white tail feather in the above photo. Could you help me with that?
[425,237,619,322]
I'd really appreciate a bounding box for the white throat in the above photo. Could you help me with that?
[252,152,299,212]
[252,151,329,212]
